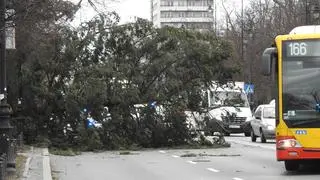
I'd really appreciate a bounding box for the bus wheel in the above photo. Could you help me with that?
[251,130,257,142]
[285,160,299,171]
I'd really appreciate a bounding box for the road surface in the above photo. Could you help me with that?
[50,135,320,180]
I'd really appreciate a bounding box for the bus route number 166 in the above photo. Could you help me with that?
[288,42,307,56]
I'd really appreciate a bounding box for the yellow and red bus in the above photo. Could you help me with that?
[262,25,320,171]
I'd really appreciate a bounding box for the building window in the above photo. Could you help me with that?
[179,12,185,17]
[161,0,211,7]
[160,11,213,18]
[160,0,174,6]
[178,0,186,6]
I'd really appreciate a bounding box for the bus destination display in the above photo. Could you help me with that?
[285,40,320,57]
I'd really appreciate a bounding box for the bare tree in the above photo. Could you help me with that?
[220,0,309,104]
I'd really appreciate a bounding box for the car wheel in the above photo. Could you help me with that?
[261,130,267,143]
[251,130,257,142]
[284,160,299,171]
[244,132,250,137]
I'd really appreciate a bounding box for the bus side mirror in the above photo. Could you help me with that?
[262,47,277,76]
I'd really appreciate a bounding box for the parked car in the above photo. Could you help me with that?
[250,102,275,143]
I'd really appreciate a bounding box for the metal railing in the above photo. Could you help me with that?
[7,138,16,169]
[0,153,6,180]
[0,131,23,180]
[0,135,23,180]
[16,133,23,148]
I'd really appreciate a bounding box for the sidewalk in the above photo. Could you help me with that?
[21,147,52,180]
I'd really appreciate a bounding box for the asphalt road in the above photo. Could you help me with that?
[50,135,320,180]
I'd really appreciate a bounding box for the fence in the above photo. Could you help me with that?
[0,153,6,180]
[7,138,16,169]
[16,133,23,148]
[0,133,23,180]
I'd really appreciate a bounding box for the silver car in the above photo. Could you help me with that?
[250,104,275,143]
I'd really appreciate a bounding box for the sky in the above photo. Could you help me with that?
[116,0,151,23]
[72,0,249,26]
[72,0,151,26]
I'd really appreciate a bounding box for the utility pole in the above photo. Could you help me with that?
[0,0,15,169]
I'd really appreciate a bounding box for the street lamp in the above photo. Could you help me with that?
[0,0,14,169]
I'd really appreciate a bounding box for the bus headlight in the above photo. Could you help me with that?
[277,138,302,149]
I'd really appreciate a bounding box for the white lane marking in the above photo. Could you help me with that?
[206,168,220,173]
[43,148,52,180]
[159,150,166,153]
[187,160,197,164]
[232,177,244,180]
[172,155,179,158]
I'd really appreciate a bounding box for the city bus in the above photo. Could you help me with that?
[262,25,320,171]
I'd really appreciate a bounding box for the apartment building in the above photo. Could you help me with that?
[151,0,215,31]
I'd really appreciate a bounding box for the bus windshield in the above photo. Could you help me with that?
[282,46,320,127]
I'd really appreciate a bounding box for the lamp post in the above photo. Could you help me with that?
[0,0,14,169]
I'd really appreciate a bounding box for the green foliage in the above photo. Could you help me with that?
[33,136,51,148]
[162,104,190,146]
[49,147,81,156]
[7,0,236,150]
[77,126,103,151]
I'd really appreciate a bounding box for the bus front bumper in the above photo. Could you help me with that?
[277,147,320,161]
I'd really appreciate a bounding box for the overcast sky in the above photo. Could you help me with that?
[72,0,249,26]
[72,0,151,26]
[117,0,151,23]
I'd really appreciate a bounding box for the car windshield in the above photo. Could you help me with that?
[282,49,320,127]
[210,91,249,107]
[263,107,275,118]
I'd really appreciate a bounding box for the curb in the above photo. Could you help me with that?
[22,146,33,179]
[22,156,32,179]
[42,148,52,180]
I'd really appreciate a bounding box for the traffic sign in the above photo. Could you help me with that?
[244,83,254,94]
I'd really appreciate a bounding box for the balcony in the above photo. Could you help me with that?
[160,6,209,11]
[160,17,213,23]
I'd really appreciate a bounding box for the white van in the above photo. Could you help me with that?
[186,81,253,136]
